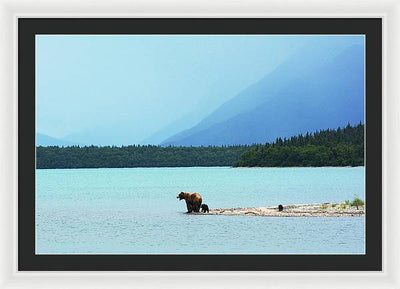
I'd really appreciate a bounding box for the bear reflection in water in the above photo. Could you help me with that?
[177,192,202,213]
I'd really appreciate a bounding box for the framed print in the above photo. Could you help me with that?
[16,18,383,272]
[2,0,400,284]
[18,18,382,271]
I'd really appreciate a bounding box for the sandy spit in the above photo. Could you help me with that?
[194,203,365,217]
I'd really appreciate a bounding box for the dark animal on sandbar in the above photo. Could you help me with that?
[201,204,209,213]
[278,205,284,212]
[177,192,202,213]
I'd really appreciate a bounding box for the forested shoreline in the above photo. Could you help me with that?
[36,145,250,169]
[36,124,364,169]
[235,123,364,167]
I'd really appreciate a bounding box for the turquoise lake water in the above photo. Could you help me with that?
[36,167,365,254]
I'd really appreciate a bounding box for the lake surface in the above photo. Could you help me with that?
[36,167,365,254]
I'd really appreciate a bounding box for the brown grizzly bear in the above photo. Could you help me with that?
[177,192,202,213]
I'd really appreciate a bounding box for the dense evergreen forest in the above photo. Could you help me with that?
[235,123,364,167]
[36,124,364,169]
[36,145,250,169]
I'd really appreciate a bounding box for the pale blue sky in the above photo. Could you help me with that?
[36,35,364,145]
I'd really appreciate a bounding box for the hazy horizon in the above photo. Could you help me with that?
[36,35,364,146]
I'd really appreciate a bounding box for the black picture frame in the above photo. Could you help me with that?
[18,18,382,271]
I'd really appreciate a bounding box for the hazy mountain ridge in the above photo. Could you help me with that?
[161,44,364,146]
[36,133,79,147]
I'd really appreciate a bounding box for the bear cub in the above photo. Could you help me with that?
[201,204,209,213]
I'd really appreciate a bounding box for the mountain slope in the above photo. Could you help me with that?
[161,44,364,146]
[36,133,78,147]
[139,111,208,145]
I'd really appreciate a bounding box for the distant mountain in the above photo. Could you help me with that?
[36,133,78,147]
[140,79,251,145]
[161,44,364,146]
[61,121,142,146]
[140,112,203,145]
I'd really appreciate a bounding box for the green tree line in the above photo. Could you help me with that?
[36,145,250,169]
[37,123,364,169]
[234,123,364,167]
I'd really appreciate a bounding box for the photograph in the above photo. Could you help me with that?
[35,34,366,255]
